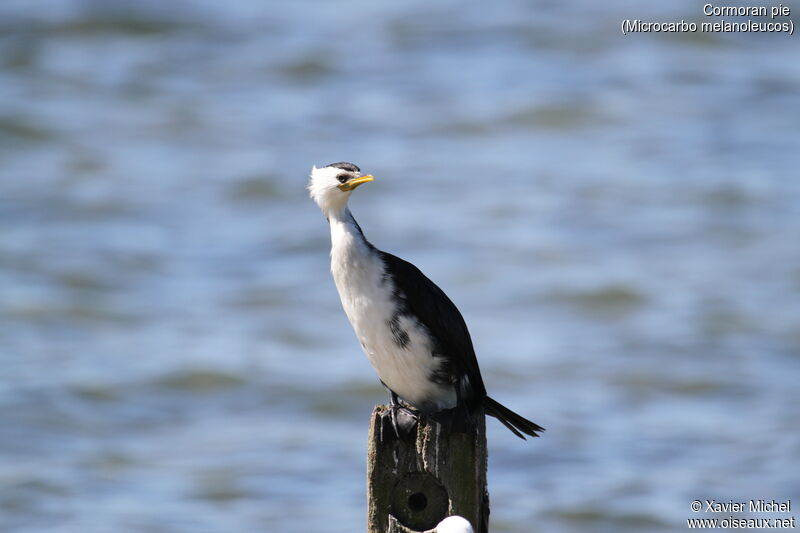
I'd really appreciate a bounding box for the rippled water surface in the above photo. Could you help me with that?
[2,1,799,532]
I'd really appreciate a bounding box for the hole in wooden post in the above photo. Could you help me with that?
[391,472,448,531]
[407,492,427,512]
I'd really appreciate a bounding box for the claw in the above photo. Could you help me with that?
[386,391,418,440]
[389,391,403,439]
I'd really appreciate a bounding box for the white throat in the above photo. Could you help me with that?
[328,207,374,279]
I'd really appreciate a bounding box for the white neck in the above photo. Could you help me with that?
[326,203,350,225]
[328,207,370,257]
[328,206,384,329]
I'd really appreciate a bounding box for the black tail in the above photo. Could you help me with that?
[484,396,544,440]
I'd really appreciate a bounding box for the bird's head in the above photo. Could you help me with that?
[308,162,374,214]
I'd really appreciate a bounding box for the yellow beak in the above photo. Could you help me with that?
[338,174,374,192]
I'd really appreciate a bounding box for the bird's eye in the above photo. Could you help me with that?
[337,174,349,184]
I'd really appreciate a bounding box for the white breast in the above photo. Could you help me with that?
[329,213,455,411]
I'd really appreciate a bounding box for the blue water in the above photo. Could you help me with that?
[1,1,799,532]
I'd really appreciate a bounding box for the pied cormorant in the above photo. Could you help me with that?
[308,162,543,439]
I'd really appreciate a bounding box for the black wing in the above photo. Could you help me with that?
[379,251,487,411]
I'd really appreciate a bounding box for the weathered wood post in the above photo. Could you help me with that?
[366,405,489,533]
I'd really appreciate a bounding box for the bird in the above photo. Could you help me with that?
[436,516,474,533]
[308,162,543,440]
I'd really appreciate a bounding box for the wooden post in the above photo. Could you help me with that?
[366,405,489,533]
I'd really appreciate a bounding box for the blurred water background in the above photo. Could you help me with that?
[2,1,799,532]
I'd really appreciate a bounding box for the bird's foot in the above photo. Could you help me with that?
[382,402,418,442]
